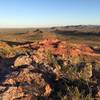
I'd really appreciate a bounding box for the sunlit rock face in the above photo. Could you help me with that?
[14,55,32,67]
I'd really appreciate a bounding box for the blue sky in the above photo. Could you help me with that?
[0,0,100,27]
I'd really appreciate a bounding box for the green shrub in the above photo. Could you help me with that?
[46,51,60,68]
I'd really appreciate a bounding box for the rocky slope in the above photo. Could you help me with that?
[0,39,100,100]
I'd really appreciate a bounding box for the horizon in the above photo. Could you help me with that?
[0,0,100,27]
[2,24,100,28]
[0,24,100,29]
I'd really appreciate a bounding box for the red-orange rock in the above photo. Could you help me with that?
[44,84,52,96]
[3,86,25,100]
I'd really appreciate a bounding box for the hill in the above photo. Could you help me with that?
[0,26,100,99]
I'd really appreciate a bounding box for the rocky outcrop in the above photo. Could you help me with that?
[0,39,99,99]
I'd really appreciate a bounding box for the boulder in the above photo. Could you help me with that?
[14,55,32,67]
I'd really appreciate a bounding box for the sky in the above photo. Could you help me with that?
[0,0,100,27]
